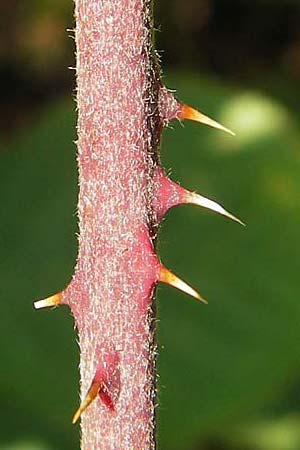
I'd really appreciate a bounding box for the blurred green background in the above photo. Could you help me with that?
[1,1,300,449]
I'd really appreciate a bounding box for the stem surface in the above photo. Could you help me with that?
[68,1,161,449]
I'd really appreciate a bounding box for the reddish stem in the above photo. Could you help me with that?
[65,1,163,448]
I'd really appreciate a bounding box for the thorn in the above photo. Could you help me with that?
[159,266,207,304]
[179,103,235,136]
[153,168,245,226]
[72,378,102,424]
[184,191,245,226]
[33,292,62,310]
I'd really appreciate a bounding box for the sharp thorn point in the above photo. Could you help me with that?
[72,408,81,425]
[33,292,62,310]
[159,266,207,304]
[72,380,102,424]
[186,192,245,226]
[180,104,235,136]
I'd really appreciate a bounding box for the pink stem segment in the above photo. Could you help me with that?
[66,1,162,449]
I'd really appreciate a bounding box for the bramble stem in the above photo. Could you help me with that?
[68,1,161,448]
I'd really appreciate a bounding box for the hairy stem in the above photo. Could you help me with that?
[67,1,161,448]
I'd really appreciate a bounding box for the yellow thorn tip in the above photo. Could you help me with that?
[33,292,62,310]
[72,381,101,424]
[181,104,235,136]
[186,192,245,226]
[159,266,207,304]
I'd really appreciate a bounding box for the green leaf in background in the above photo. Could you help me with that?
[158,73,300,449]
[1,74,300,450]
[0,440,54,450]
[0,101,79,450]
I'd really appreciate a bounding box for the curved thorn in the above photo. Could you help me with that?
[159,266,207,304]
[185,191,245,226]
[33,292,62,310]
[72,379,102,424]
[179,103,235,136]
